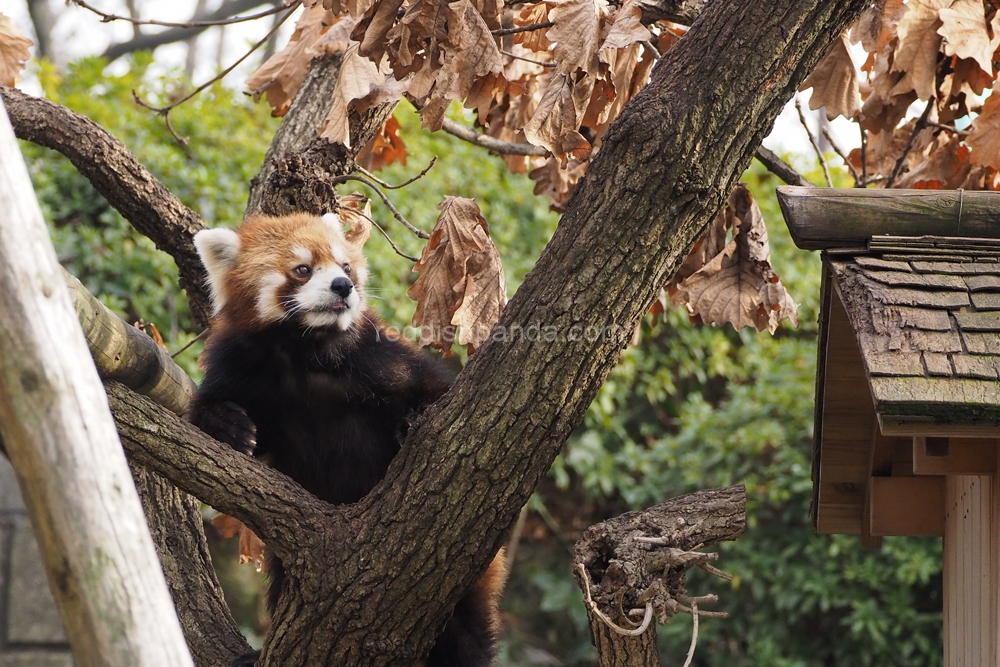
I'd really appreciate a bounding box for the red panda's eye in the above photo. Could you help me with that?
[294,265,311,277]
[343,263,352,275]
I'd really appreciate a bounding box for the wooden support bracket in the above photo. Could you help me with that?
[913,437,999,475]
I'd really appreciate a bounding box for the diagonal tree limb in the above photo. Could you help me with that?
[106,380,339,559]
[0,85,214,327]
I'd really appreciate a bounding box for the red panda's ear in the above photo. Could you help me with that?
[194,228,240,313]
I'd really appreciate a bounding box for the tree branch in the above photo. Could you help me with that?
[0,86,214,326]
[100,0,275,62]
[236,2,868,664]
[106,380,338,560]
[440,117,548,156]
[65,269,196,416]
[754,146,814,187]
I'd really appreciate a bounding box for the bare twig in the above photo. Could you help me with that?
[356,156,438,190]
[681,603,699,667]
[102,0,275,61]
[795,97,832,187]
[348,206,421,262]
[331,173,430,239]
[502,50,557,68]
[577,564,655,637]
[133,1,299,137]
[641,40,661,59]
[885,97,933,188]
[491,21,554,36]
[440,118,548,157]
[170,329,209,360]
[927,120,968,136]
[71,0,287,29]
[699,561,733,581]
[859,123,868,187]
[821,125,860,184]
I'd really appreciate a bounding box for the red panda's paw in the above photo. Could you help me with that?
[189,400,257,455]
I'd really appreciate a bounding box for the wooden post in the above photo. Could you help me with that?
[944,475,999,667]
[0,100,194,666]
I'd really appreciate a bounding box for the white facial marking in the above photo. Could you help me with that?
[331,245,347,265]
[292,246,312,264]
[256,272,286,323]
[292,263,363,331]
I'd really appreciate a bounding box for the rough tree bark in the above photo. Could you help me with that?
[3,0,866,665]
[575,486,746,666]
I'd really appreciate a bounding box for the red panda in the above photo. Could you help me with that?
[187,211,506,667]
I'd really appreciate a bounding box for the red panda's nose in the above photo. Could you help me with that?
[331,277,354,299]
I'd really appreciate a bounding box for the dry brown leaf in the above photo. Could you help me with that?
[671,185,798,334]
[667,204,731,292]
[472,0,502,32]
[529,155,589,211]
[408,197,505,354]
[320,43,407,147]
[210,514,266,571]
[246,6,335,116]
[895,131,971,188]
[453,232,507,352]
[850,0,905,52]
[312,14,358,55]
[357,116,408,171]
[355,0,407,64]
[600,0,651,53]
[799,32,861,120]
[891,0,950,100]
[549,0,608,75]
[857,119,934,178]
[0,14,32,87]
[966,90,1000,168]
[514,4,553,52]
[523,70,594,161]
[418,0,505,130]
[337,193,374,246]
[938,0,1000,75]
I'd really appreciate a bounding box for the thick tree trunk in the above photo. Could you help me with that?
[0,96,193,667]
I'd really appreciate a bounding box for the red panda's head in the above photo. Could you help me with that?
[194,212,371,331]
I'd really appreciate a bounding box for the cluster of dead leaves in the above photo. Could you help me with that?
[246,0,676,209]
[407,197,506,354]
[800,0,1000,189]
[657,185,798,335]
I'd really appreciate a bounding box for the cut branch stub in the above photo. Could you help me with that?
[574,485,745,645]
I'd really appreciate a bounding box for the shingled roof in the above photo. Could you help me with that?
[831,250,1000,429]
[777,186,1000,537]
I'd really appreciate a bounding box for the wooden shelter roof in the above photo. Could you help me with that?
[829,252,1000,430]
[778,186,1000,538]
